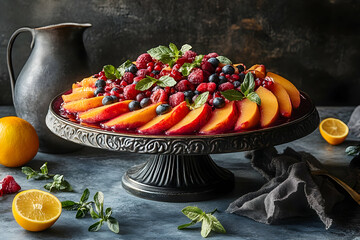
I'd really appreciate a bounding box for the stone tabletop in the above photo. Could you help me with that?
[0,106,359,240]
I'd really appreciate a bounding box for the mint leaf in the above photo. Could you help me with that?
[208,214,226,234]
[90,206,100,219]
[61,188,93,218]
[180,44,192,54]
[61,201,79,211]
[80,188,90,203]
[156,75,177,88]
[346,145,360,156]
[22,162,53,180]
[193,92,209,110]
[216,56,232,65]
[179,55,204,77]
[44,174,72,192]
[117,60,133,78]
[241,72,255,96]
[220,89,244,101]
[181,206,204,222]
[107,216,120,233]
[178,221,197,230]
[246,92,261,105]
[148,45,173,64]
[169,43,179,56]
[135,77,156,91]
[94,192,104,217]
[103,65,119,79]
[40,162,48,175]
[89,220,103,232]
[201,215,212,238]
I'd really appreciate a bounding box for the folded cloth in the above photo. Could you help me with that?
[348,105,360,140]
[226,147,345,229]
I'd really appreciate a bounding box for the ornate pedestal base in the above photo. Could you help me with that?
[122,154,234,202]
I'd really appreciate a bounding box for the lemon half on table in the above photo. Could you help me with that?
[12,189,62,231]
[319,118,349,145]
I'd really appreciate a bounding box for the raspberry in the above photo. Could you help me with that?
[172,64,182,72]
[169,92,185,107]
[230,74,240,82]
[183,50,197,61]
[203,70,212,82]
[0,175,21,194]
[218,82,235,91]
[175,80,192,92]
[136,69,149,78]
[170,69,183,81]
[123,84,140,100]
[196,83,208,92]
[175,57,187,66]
[136,93,146,102]
[122,72,134,84]
[207,52,219,58]
[136,53,152,69]
[188,68,204,84]
[207,82,217,93]
[201,61,215,73]
[151,89,168,103]
[133,76,144,83]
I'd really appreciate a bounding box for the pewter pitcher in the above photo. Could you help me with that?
[7,23,91,153]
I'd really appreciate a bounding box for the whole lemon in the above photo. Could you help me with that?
[0,116,39,167]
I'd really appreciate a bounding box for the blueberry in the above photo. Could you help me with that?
[233,81,241,88]
[208,74,219,84]
[218,76,227,85]
[140,98,151,108]
[111,87,120,93]
[156,104,171,115]
[111,95,118,102]
[94,87,105,96]
[184,91,195,102]
[213,97,225,109]
[102,95,115,105]
[236,64,245,73]
[152,70,160,75]
[222,65,235,75]
[194,90,201,95]
[239,72,245,81]
[126,64,138,74]
[128,100,141,111]
[95,79,106,88]
[207,57,220,68]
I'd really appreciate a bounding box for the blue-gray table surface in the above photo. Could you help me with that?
[0,106,359,240]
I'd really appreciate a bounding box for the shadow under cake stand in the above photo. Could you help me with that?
[46,92,319,202]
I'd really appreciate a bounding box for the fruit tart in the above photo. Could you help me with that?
[59,43,304,135]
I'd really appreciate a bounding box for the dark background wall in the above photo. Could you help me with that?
[0,0,359,106]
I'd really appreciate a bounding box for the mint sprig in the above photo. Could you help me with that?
[179,55,204,76]
[186,91,209,110]
[135,75,177,91]
[147,43,192,67]
[346,144,360,156]
[89,192,119,234]
[103,60,133,80]
[21,162,54,180]
[216,56,232,65]
[221,72,261,105]
[62,188,93,218]
[178,206,226,238]
[44,174,73,192]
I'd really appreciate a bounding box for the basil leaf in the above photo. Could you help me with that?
[220,89,244,101]
[94,192,104,216]
[103,65,118,80]
[178,220,197,230]
[157,75,177,88]
[61,200,79,210]
[80,188,90,203]
[246,92,261,105]
[192,92,209,110]
[107,217,120,234]
[76,209,87,218]
[207,214,226,233]
[90,206,100,219]
[241,72,255,96]
[200,215,212,238]
[40,162,48,175]
[147,45,173,64]
[169,43,179,56]
[88,220,103,232]
[117,60,133,78]
[105,207,112,219]
[179,63,194,76]
[194,55,204,64]
[216,56,232,65]
[180,44,192,54]
[135,77,156,91]
[346,145,360,156]
[182,206,204,222]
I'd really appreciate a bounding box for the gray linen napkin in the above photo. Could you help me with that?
[348,105,360,140]
[226,147,344,229]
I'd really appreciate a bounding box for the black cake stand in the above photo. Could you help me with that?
[46,92,319,202]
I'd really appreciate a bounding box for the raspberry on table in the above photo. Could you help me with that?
[0,175,21,194]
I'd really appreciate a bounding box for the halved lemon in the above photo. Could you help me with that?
[319,118,349,145]
[12,189,62,231]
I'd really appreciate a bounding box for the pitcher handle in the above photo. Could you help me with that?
[6,27,35,103]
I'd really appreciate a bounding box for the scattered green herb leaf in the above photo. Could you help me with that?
[179,55,204,76]
[22,162,54,180]
[61,188,93,218]
[186,92,209,110]
[117,60,133,78]
[178,206,226,238]
[220,89,244,101]
[44,174,73,192]
[147,43,192,67]
[216,56,232,65]
[346,145,360,156]
[135,75,176,91]
[89,191,119,234]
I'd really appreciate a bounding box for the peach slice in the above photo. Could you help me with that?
[269,82,292,118]
[253,64,266,78]
[256,86,279,127]
[62,91,94,103]
[166,103,212,135]
[234,98,260,131]
[62,96,104,113]
[199,101,238,135]
[247,64,260,71]
[266,72,300,108]
[72,87,96,93]
[138,101,190,135]
[78,76,98,88]
[78,100,131,124]
[102,102,162,131]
